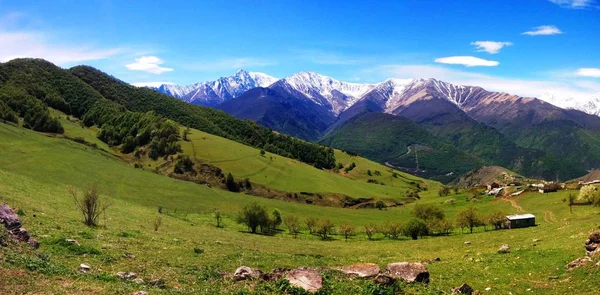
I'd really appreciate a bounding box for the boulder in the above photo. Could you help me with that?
[10,228,30,242]
[452,283,474,294]
[234,266,262,281]
[498,244,510,254]
[567,257,591,270]
[586,231,600,256]
[0,204,21,230]
[385,262,429,283]
[336,263,380,278]
[285,268,322,293]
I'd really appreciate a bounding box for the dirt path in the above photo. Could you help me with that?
[544,211,557,223]
[503,197,524,213]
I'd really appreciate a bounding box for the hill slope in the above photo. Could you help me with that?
[321,112,483,182]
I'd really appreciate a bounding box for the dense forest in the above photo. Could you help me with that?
[0,58,335,169]
[70,65,335,168]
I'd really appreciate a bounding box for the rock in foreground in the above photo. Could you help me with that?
[285,268,322,293]
[385,262,429,283]
[336,263,380,278]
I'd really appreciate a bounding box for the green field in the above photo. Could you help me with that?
[2,122,600,294]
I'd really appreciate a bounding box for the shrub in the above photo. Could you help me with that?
[406,190,420,199]
[367,170,372,176]
[374,170,381,176]
[364,223,377,240]
[183,127,191,141]
[375,200,386,210]
[438,186,451,197]
[236,202,270,234]
[403,219,429,240]
[271,209,282,230]
[380,221,402,239]
[316,219,335,240]
[214,210,223,228]
[225,172,239,192]
[579,185,598,204]
[174,155,194,174]
[339,224,355,241]
[260,149,266,157]
[284,216,301,238]
[428,219,453,235]
[68,184,111,227]
[305,217,317,234]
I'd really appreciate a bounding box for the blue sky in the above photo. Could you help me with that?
[1,0,599,99]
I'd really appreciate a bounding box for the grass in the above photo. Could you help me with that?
[1,122,600,294]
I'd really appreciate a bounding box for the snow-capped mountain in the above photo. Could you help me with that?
[182,70,277,106]
[271,71,375,115]
[540,92,600,116]
[152,83,201,99]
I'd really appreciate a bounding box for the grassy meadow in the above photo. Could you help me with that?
[1,122,600,294]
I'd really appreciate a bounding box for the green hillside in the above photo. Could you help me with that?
[2,119,600,294]
[321,112,484,182]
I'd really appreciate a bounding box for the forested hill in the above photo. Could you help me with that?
[0,58,335,169]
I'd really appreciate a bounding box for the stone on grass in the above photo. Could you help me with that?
[27,238,39,249]
[66,239,80,246]
[133,278,145,284]
[80,264,91,272]
[336,263,380,278]
[149,278,166,288]
[117,272,138,279]
[452,283,473,294]
[464,241,471,245]
[498,244,510,254]
[11,228,30,242]
[261,268,290,281]
[234,266,262,281]
[385,262,429,283]
[285,268,322,293]
[133,291,148,295]
[566,257,591,270]
[0,204,21,230]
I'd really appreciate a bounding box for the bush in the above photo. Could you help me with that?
[284,216,301,238]
[214,210,223,228]
[364,223,377,240]
[316,219,335,240]
[487,211,506,230]
[339,224,355,241]
[305,217,317,234]
[236,202,270,234]
[68,184,111,227]
[271,209,282,230]
[375,200,386,210]
[403,219,429,240]
[225,172,239,192]
[380,221,402,239]
[153,216,162,232]
[438,186,451,197]
[174,155,195,174]
[428,219,453,235]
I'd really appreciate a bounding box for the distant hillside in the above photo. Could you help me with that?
[321,112,483,182]
[454,166,522,188]
[570,170,600,183]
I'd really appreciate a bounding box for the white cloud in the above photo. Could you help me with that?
[548,0,595,8]
[434,56,499,67]
[471,41,513,54]
[0,30,121,64]
[375,64,600,101]
[576,68,600,78]
[522,25,563,36]
[126,56,174,74]
[131,82,174,87]
[183,58,274,71]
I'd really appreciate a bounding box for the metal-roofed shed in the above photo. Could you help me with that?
[506,214,535,229]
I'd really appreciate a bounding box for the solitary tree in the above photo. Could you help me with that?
[305,217,317,234]
[260,150,266,157]
[225,173,239,192]
[364,223,377,240]
[487,211,506,230]
[339,224,355,241]
[380,221,402,239]
[316,219,335,240]
[68,184,111,227]
[271,209,283,231]
[236,202,270,233]
[579,185,598,204]
[456,206,482,233]
[284,216,301,238]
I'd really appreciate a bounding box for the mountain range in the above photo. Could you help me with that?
[147,70,600,181]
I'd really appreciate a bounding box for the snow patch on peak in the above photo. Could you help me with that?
[540,92,600,116]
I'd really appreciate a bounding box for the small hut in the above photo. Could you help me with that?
[506,214,536,229]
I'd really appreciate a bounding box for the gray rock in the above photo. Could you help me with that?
[285,268,322,293]
[452,283,473,294]
[374,274,395,286]
[80,263,91,272]
[116,272,138,279]
[0,204,21,230]
[336,263,380,278]
[234,266,262,281]
[385,262,429,283]
[498,244,510,254]
[567,257,591,270]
